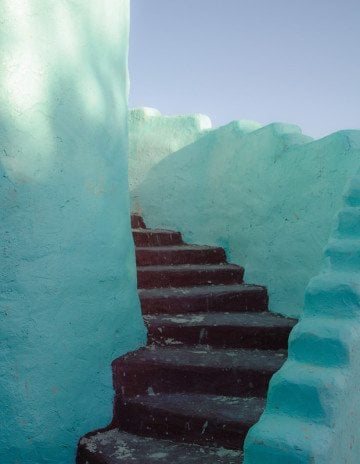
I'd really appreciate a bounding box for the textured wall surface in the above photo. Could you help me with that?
[131,110,360,317]
[244,172,360,463]
[129,107,212,211]
[0,1,146,463]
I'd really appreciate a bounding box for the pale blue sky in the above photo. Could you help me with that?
[129,0,360,138]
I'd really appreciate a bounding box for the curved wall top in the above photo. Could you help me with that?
[130,109,360,317]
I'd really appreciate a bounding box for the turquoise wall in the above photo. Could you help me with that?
[129,107,212,211]
[244,172,360,463]
[130,110,360,317]
[0,1,146,462]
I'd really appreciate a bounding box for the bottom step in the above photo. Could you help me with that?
[77,429,243,464]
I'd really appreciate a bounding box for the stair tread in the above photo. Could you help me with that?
[137,264,244,289]
[133,228,180,234]
[136,245,227,266]
[137,263,242,272]
[139,284,265,299]
[116,345,286,372]
[78,429,243,463]
[123,393,265,425]
[144,311,296,328]
[136,245,224,252]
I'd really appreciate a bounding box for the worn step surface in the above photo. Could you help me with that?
[145,312,296,349]
[116,393,265,450]
[112,346,287,397]
[139,284,268,314]
[77,429,243,464]
[133,229,183,247]
[136,245,227,266]
[137,264,244,288]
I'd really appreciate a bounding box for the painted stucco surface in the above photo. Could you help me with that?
[131,110,360,317]
[129,107,212,210]
[244,173,360,463]
[0,1,146,463]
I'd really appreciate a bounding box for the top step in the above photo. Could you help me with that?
[131,214,146,229]
[133,228,183,247]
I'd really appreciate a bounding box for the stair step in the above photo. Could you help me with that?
[133,229,183,247]
[116,393,265,450]
[131,214,146,229]
[77,429,243,464]
[136,245,227,266]
[145,312,296,349]
[112,346,286,397]
[139,284,268,314]
[137,264,244,288]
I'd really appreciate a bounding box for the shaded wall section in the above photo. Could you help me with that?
[0,1,146,463]
[130,109,360,317]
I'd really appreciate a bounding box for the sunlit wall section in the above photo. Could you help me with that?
[0,1,146,463]
[129,107,212,211]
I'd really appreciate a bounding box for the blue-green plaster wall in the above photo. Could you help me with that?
[0,1,146,462]
[130,110,360,317]
[129,107,212,211]
[244,173,360,463]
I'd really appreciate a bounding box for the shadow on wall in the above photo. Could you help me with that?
[130,110,360,317]
[0,1,146,463]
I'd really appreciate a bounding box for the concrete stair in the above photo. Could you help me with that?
[115,393,266,449]
[77,214,296,464]
[136,245,227,266]
[78,429,244,464]
[145,312,295,350]
[112,346,286,398]
[137,264,244,288]
[139,284,268,314]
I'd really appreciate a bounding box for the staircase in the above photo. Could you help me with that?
[77,214,296,463]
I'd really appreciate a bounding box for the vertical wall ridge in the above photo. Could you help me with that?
[244,170,360,464]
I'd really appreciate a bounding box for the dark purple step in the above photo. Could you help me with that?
[145,312,296,349]
[139,284,268,315]
[137,264,244,288]
[77,429,243,464]
[136,245,227,266]
[112,346,286,398]
[133,229,183,247]
[115,393,265,450]
[131,214,146,229]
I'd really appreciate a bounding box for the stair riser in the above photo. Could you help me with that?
[133,231,183,247]
[113,364,275,398]
[137,268,244,288]
[147,325,292,350]
[136,249,227,266]
[114,398,248,450]
[140,290,268,314]
[131,215,146,229]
